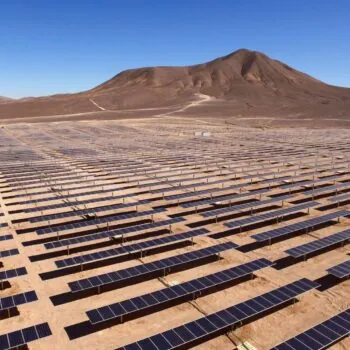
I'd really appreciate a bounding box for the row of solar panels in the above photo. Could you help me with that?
[13,176,109,192]
[224,201,319,229]
[329,192,350,203]
[0,322,52,350]
[5,173,87,188]
[3,177,105,197]
[181,188,269,209]
[119,278,319,350]
[68,242,238,293]
[0,234,12,242]
[21,192,140,213]
[200,195,291,218]
[251,210,350,242]
[52,218,350,272]
[280,172,349,190]
[285,229,350,258]
[327,260,350,279]
[166,165,350,203]
[36,208,166,235]
[44,217,185,249]
[29,199,149,223]
[0,290,37,311]
[0,249,19,259]
[1,169,75,183]
[151,178,235,194]
[303,182,350,196]
[0,267,27,280]
[272,309,350,350]
[152,163,348,198]
[85,259,349,327]
[137,172,227,189]
[138,163,293,190]
[86,258,273,325]
[8,162,346,213]
[7,185,125,205]
[54,228,209,268]
[46,205,348,267]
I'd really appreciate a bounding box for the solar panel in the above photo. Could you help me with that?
[8,185,128,206]
[0,249,19,259]
[280,173,348,190]
[36,208,166,235]
[0,290,38,311]
[0,223,8,228]
[119,278,319,350]
[224,202,319,230]
[152,178,234,194]
[138,173,224,189]
[44,217,185,249]
[0,322,52,350]
[22,192,143,213]
[181,189,269,209]
[272,309,350,350]
[55,228,210,268]
[0,267,27,280]
[29,199,149,223]
[68,242,238,293]
[6,173,85,187]
[0,234,13,242]
[327,260,350,279]
[303,182,350,196]
[285,229,350,259]
[251,210,350,243]
[201,195,292,218]
[165,184,243,201]
[86,258,273,325]
[328,192,350,203]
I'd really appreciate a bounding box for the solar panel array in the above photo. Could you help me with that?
[120,278,319,350]
[285,229,350,258]
[180,188,269,208]
[327,260,350,279]
[86,258,273,325]
[0,291,38,311]
[201,195,292,218]
[55,228,210,268]
[224,201,319,229]
[272,309,350,350]
[0,322,52,350]
[29,199,149,223]
[21,192,142,213]
[44,217,185,249]
[0,267,27,281]
[252,210,350,243]
[36,208,166,235]
[1,124,350,349]
[303,182,350,196]
[68,242,238,293]
[328,192,350,203]
[0,234,13,242]
[0,250,18,260]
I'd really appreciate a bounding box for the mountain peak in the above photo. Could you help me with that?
[0,48,349,119]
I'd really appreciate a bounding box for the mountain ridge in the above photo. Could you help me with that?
[0,48,349,119]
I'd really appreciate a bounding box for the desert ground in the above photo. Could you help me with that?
[0,116,349,350]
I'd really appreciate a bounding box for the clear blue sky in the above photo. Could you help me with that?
[1,0,350,98]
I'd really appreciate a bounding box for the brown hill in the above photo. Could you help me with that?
[1,48,349,119]
[0,96,13,104]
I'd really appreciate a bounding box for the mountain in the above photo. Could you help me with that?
[0,96,13,104]
[1,49,349,120]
